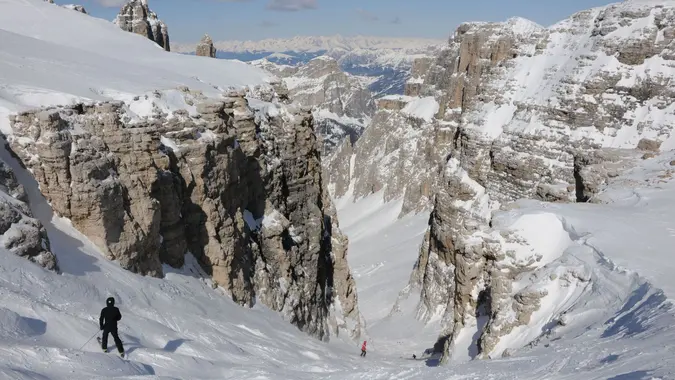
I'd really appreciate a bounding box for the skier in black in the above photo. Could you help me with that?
[100,297,124,357]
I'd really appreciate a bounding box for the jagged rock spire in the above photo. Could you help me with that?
[114,0,170,51]
[196,34,216,58]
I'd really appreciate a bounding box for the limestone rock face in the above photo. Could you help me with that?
[196,34,216,58]
[7,88,362,340]
[288,56,375,121]
[0,157,57,271]
[327,0,675,363]
[405,3,675,363]
[252,56,375,156]
[114,0,170,51]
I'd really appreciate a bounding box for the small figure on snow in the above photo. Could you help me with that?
[412,354,417,359]
[100,297,125,357]
[360,340,367,357]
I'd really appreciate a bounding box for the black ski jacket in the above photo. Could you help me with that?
[99,306,122,330]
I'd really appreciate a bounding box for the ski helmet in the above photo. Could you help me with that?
[106,297,115,306]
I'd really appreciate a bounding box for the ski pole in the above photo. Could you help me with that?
[78,330,100,351]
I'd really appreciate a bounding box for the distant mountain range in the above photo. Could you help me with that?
[171,35,443,54]
[174,36,444,97]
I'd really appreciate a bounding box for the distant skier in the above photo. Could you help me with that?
[99,297,124,357]
[360,340,367,357]
[412,354,417,359]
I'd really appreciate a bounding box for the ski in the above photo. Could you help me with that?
[97,336,126,358]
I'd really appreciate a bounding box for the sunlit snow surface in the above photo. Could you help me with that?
[1,0,675,378]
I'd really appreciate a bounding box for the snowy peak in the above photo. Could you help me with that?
[114,0,170,51]
[453,16,544,41]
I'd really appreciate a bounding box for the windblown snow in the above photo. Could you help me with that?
[0,0,273,135]
[1,0,675,379]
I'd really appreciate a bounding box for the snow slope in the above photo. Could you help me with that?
[333,150,675,378]
[0,143,363,380]
[2,0,675,379]
[0,0,273,134]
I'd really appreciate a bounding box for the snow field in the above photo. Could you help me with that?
[1,0,675,378]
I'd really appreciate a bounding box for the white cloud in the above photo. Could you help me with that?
[266,0,317,11]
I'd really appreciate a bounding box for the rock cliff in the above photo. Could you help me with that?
[331,0,675,362]
[252,56,375,156]
[0,156,57,271]
[6,87,362,340]
[114,0,170,52]
[409,3,675,362]
[196,34,216,58]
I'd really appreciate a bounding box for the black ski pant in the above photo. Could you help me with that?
[102,326,124,353]
[360,350,366,357]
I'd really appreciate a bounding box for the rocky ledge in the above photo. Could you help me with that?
[6,87,362,341]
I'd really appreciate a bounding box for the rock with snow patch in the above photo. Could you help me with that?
[327,1,675,364]
[7,88,362,341]
[196,34,216,58]
[0,158,57,271]
[63,4,87,13]
[114,0,170,51]
[407,3,675,363]
[637,138,661,152]
[251,56,375,156]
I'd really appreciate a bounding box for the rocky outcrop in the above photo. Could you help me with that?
[7,88,362,340]
[405,3,675,363]
[114,0,170,51]
[196,34,216,58]
[0,157,57,271]
[252,56,375,156]
[327,0,675,364]
[375,96,408,111]
[63,4,86,13]
[43,0,87,14]
[325,92,452,214]
[287,56,375,120]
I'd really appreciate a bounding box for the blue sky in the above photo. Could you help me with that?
[61,0,615,43]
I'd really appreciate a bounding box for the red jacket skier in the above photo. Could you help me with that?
[360,340,367,357]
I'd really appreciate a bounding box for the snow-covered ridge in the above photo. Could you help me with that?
[0,0,273,125]
[172,35,444,53]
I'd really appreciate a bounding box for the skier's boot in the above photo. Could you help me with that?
[119,352,125,358]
